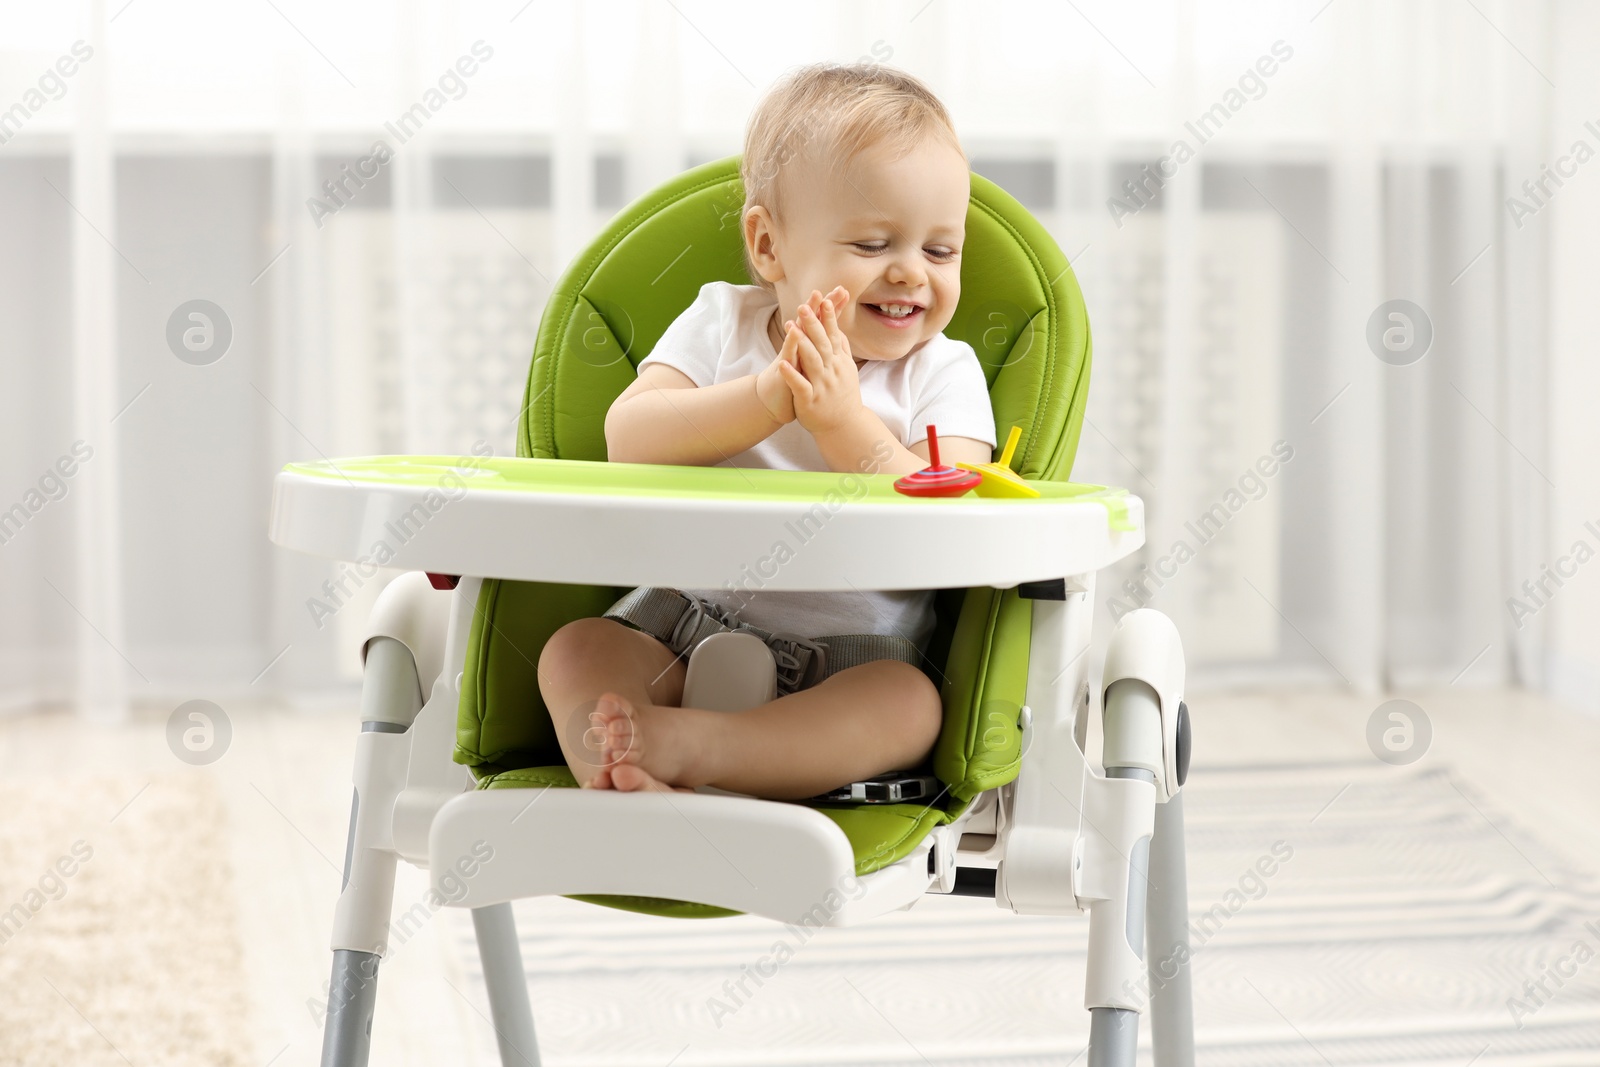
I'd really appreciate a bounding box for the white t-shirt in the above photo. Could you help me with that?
[634,281,996,650]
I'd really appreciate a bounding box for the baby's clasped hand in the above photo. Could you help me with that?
[754,286,850,429]
[776,287,863,437]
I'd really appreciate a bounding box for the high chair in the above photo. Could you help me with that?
[282,156,1196,1067]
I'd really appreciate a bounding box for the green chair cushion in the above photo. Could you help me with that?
[453,155,1092,920]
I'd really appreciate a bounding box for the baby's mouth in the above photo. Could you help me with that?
[861,301,925,329]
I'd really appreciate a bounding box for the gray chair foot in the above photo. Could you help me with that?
[321,949,380,1067]
[472,902,541,1067]
[1089,1006,1140,1067]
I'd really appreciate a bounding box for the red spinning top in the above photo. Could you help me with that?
[894,425,982,497]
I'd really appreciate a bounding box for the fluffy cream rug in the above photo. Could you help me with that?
[0,771,251,1067]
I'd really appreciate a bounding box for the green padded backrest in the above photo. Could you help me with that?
[457,155,1093,809]
[519,155,1088,478]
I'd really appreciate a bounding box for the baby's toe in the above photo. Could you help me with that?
[604,720,636,760]
[612,764,691,794]
[580,716,608,756]
[597,695,641,764]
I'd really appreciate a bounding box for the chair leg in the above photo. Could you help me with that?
[320,636,423,1067]
[321,949,381,1067]
[1088,776,1152,1067]
[1085,678,1162,1067]
[1088,1005,1140,1067]
[472,902,542,1067]
[1147,792,1196,1067]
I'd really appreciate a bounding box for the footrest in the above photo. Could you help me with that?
[429,787,860,924]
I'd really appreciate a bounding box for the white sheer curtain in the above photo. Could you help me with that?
[0,0,1560,716]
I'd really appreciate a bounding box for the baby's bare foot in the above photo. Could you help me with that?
[610,763,695,793]
[591,692,704,790]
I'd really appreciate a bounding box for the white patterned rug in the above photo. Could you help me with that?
[450,760,1600,1066]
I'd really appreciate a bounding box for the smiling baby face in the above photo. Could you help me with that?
[743,134,969,364]
[738,64,970,365]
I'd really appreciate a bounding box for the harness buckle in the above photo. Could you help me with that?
[764,631,829,695]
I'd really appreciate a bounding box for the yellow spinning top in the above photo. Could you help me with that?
[957,426,1041,498]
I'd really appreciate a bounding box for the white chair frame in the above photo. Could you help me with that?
[316,571,1194,1067]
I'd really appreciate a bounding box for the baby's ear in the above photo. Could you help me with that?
[743,205,785,285]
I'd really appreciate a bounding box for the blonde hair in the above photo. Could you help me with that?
[740,63,966,289]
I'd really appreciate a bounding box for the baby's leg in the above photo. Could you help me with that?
[537,616,686,787]
[593,659,944,800]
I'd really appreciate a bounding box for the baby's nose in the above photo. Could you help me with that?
[883,257,926,287]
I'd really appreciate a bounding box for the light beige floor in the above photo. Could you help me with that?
[0,685,1595,1065]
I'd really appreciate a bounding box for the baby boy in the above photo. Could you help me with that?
[537,62,996,798]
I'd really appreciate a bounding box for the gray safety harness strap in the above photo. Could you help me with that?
[602,586,923,697]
